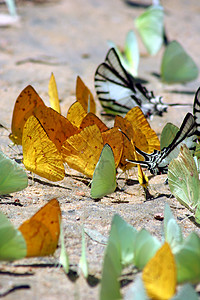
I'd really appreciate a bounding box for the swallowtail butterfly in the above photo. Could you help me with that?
[126,112,197,175]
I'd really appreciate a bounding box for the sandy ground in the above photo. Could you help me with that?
[0,0,200,299]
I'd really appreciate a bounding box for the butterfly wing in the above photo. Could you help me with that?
[22,115,65,182]
[9,85,45,145]
[90,144,116,199]
[0,150,28,195]
[161,41,199,83]
[0,212,27,260]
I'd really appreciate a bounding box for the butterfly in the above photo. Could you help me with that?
[94,47,167,118]
[161,41,198,84]
[18,198,61,257]
[22,115,65,182]
[135,5,164,56]
[90,144,117,199]
[168,145,200,225]
[142,242,176,300]
[127,113,197,175]
[0,150,28,195]
[114,106,160,171]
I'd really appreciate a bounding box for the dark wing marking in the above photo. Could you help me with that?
[193,86,200,135]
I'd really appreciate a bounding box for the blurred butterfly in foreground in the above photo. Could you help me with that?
[94,48,190,119]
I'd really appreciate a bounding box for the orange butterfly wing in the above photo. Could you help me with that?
[80,112,108,132]
[76,76,96,114]
[19,199,61,257]
[9,85,45,145]
[33,105,79,151]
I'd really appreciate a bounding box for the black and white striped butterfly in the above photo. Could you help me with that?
[94,47,167,118]
[126,87,200,175]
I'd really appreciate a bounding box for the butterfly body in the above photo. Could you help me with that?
[95,48,167,118]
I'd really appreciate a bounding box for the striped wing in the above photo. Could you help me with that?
[94,48,167,117]
[128,113,197,174]
[193,86,200,136]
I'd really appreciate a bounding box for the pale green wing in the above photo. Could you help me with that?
[0,150,28,195]
[161,41,198,83]
[135,5,164,55]
[90,144,116,199]
[160,123,179,150]
[124,30,140,77]
[175,232,200,284]
[171,284,199,300]
[0,212,27,260]
[108,30,139,77]
[168,145,200,221]
[163,204,183,253]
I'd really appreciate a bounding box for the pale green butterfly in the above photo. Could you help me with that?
[90,144,117,199]
[161,40,199,83]
[175,232,200,284]
[135,5,164,55]
[168,144,200,224]
[0,211,27,261]
[108,30,140,77]
[160,122,179,150]
[0,150,28,195]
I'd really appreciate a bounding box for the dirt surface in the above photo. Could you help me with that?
[0,0,200,299]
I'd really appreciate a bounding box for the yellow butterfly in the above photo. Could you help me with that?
[22,115,65,182]
[142,242,176,300]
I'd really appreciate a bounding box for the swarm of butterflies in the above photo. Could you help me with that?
[1,3,200,299]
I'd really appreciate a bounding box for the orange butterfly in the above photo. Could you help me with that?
[19,199,61,257]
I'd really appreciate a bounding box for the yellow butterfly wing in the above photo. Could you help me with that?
[67,101,87,127]
[76,76,96,114]
[61,124,103,177]
[142,242,176,300]
[22,115,65,182]
[9,85,45,145]
[48,72,61,114]
[19,199,61,257]
[125,106,160,152]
